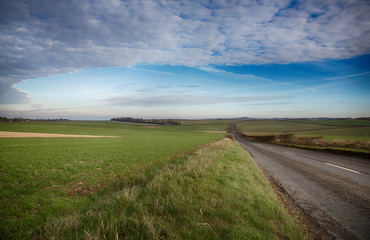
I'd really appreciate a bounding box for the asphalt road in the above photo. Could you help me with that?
[235,134,370,240]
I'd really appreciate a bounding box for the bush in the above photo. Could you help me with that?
[224,134,234,140]
[279,134,294,143]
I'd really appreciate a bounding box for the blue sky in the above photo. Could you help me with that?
[0,0,369,119]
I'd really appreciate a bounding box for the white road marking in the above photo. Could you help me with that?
[325,163,360,174]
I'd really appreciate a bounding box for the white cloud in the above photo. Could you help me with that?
[1,0,369,103]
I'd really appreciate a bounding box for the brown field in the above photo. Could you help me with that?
[0,131,116,138]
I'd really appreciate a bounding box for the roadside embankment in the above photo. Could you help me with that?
[39,138,306,239]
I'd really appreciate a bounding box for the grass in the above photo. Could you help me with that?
[0,121,223,239]
[237,120,370,141]
[237,120,369,157]
[241,133,369,158]
[0,121,308,239]
[178,120,237,125]
[296,119,370,127]
[237,120,337,135]
[291,127,370,141]
[37,139,306,239]
[278,144,370,159]
[0,120,229,134]
[164,123,227,132]
[0,121,172,136]
[163,119,234,132]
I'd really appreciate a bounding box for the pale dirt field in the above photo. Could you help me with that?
[0,131,116,138]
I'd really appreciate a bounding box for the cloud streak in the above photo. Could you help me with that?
[198,66,304,89]
[326,71,370,81]
[102,94,291,107]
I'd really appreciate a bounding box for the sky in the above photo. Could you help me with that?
[0,0,369,120]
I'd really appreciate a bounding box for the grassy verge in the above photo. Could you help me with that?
[37,139,306,239]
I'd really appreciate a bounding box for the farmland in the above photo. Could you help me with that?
[165,119,234,132]
[0,121,222,238]
[237,119,370,141]
[0,121,306,239]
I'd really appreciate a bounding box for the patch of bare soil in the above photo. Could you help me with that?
[67,181,109,196]
[0,131,117,138]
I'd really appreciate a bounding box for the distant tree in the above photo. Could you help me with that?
[225,123,242,133]
[225,124,233,133]
[13,117,24,122]
[111,117,181,125]
[0,116,10,122]
[357,117,370,121]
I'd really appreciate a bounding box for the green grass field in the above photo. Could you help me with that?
[296,119,370,127]
[0,121,223,238]
[237,120,370,141]
[0,121,307,239]
[162,119,233,132]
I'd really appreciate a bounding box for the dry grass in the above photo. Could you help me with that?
[224,134,234,140]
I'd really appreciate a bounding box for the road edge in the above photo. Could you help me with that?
[261,168,327,240]
[234,135,361,240]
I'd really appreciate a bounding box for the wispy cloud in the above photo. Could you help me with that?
[181,84,200,88]
[131,68,179,76]
[102,94,290,107]
[198,66,273,82]
[198,66,304,89]
[136,84,200,93]
[247,102,294,106]
[326,71,370,81]
[278,80,352,95]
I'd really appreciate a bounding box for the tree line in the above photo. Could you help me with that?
[224,123,242,133]
[111,117,181,125]
[0,117,69,122]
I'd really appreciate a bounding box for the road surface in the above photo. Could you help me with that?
[235,134,370,240]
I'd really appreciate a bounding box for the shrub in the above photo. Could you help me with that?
[224,134,234,140]
[279,134,294,143]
